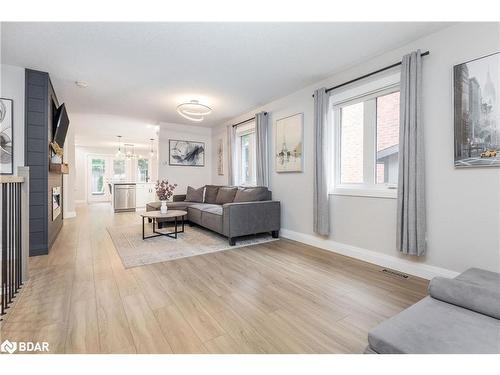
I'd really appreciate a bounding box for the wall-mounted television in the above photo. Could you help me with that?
[53,103,70,148]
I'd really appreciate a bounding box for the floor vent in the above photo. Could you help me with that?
[381,268,409,279]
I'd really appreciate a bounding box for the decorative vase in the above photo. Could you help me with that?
[160,200,168,214]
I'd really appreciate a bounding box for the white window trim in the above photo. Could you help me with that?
[235,121,257,186]
[329,75,400,199]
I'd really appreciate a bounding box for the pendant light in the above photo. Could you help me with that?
[149,138,155,158]
[124,143,138,159]
[115,135,124,159]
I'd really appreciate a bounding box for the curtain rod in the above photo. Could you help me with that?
[232,112,267,128]
[312,51,430,97]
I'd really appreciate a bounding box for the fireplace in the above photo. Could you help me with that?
[52,186,61,221]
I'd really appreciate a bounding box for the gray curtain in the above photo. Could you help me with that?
[255,111,269,186]
[397,50,426,256]
[226,125,236,186]
[313,87,330,236]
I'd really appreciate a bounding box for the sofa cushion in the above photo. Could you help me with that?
[186,186,205,203]
[233,187,270,202]
[188,203,221,212]
[204,185,220,204]
[455,267,500,289]
[429,276,500,320]
[215,187,238,204]
[368,296,500,354]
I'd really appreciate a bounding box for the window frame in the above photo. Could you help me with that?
[330,82,400,199]
[90,158,106,196]
[235,121,257,186]
[113,158,126,181]
[136,158,150,183]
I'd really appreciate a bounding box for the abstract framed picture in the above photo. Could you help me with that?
[0,98,14,175]
[275,113,303,172]
[169,139,205,167]
[454,52,500,168]
[217,138,224,175]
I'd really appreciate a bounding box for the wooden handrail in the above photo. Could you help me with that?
[0,176,24,184]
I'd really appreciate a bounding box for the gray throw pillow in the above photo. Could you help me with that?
[233,187,270,202]
[204,185,220,204]
[185,186,204,203]
[215,187,238,204]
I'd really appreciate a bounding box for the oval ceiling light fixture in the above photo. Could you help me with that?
[176,100,212,122]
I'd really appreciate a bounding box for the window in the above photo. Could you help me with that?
[91,158,105,195]
[340,102,364,184]
[235,122,256,186]
[331,75,400,198]
[137,158,149,182]
[113,159,126,180]
[376,91,400,185]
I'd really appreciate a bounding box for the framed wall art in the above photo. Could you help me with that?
[275,113,303,172]
[169,139,205,167]
[454,52,499,168]
[217,138,224,175]
[0,98,14,175]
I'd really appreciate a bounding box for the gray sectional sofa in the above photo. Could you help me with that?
[366,268,500,354]
[146,185,280,246]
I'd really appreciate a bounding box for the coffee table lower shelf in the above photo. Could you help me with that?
[140,210,187,240]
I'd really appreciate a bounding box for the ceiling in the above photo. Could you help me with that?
[71,113,159,150]
[1,22,451,127]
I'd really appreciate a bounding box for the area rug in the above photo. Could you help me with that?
[107,223,279,268]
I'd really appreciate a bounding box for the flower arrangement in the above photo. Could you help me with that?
[155,180,177,201]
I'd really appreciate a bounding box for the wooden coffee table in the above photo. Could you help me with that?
[140,210,187,240]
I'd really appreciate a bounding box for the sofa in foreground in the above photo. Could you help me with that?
[366,267,500,354]
[147,185,280,246]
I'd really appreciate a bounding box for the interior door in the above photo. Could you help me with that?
[87,156,111,203]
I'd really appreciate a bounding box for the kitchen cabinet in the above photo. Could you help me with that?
[136,183,156,208]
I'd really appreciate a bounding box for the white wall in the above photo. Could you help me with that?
[63,123,76,217]
[212,23,500,277]
[158,122,212,195]
[0,64,25,175]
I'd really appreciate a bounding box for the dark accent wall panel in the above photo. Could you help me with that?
[25,69,49,256]
[25,69,64,256]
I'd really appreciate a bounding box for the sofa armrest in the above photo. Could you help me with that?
[173,194,186,202]
[223,200,280,237]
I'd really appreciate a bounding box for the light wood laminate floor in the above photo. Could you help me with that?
[0,203,428,353]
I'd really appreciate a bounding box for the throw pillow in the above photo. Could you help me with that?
[215,187,238,204]
[233,187,270,202]
[185,186,205,203]
[204,185,220,204]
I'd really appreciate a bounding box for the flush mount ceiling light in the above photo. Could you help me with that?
[176,100,212,122]
[75,81,89,88]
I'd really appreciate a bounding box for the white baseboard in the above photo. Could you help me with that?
[280,229,459,280]
[64,211,77,218]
